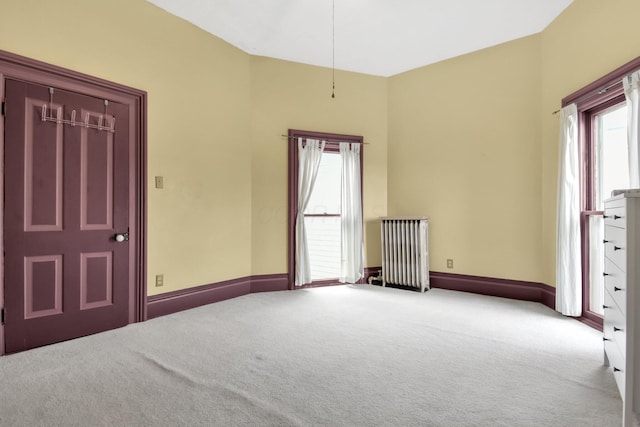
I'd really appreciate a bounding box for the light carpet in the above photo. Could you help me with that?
[0,285,621,426]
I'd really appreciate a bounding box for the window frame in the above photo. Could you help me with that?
[287,129,364,290]
[562,55,640,329]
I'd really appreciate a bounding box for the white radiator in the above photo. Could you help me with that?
[380,216,430,292]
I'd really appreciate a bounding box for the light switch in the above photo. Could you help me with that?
[155,176,164,189]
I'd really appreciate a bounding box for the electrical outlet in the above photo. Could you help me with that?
[447,259,454,269]
[155,176,164,189]
[155,274,164,287]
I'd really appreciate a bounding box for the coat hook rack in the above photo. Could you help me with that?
[41,104,115,133]
[41,87,115,132]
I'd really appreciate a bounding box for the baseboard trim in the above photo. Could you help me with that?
[364,266,381,281]
[364,267,556,311]
[250,274,289,293]
[147,274,288,319]
[147,270,559,322]
[429,271,556,311]
[370,269,603,331]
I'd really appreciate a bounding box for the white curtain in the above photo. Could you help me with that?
[339,142,364,283]
[624,71,640,187]
[556,103,582,317]
[295,138,325,286]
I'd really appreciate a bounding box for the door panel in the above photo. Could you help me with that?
[24,97,63,231]
[4,79,130,353]
[24,255,63,319]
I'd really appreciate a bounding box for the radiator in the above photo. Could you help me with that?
[380,216,430,292]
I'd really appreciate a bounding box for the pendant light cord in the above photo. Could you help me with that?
[332,0,335,99]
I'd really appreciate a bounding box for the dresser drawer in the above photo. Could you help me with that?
[604,257,626,311]
[603,288,626,356]
[604,338,626,399]
[604,225,627,272]
[604,205,626,229]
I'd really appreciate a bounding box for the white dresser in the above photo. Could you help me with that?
[603,191,640,426]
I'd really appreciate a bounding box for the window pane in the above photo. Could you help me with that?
[305,153,341,214]
[305,216,341,280]
[595,104,629,209]
[588,215,604,314]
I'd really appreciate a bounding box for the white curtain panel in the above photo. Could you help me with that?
[624,71,640,187]
[339,142,364,284]
[556,103,582,317]
[295,138,325,286]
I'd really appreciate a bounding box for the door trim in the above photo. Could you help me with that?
[0,49,147,355]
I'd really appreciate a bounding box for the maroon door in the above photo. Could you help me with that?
[3,79,130,353]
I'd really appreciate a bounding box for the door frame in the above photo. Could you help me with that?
[0,49,147,355]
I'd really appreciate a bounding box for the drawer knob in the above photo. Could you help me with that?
[604,215,622,220]
[614,326,623,332]
[603,272,609,276]
[603,239,610,244]
[614,286,623,292]
[603,304,611,309]
[614,367,622,373]
[614,246,622,251]
[603,337,611,342]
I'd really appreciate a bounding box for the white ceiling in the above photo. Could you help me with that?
[147,0,573,77]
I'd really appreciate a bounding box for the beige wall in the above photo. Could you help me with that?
[387,0,640,286]
[0,0,253,295]
[250,57,388,275]
[0,0,387,295]
[2,0,640,296]
[388,36,543,282]
[540,0,640,286]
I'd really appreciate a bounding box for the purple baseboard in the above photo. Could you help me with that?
[367,268,604,330]
[148,268,380,319]
[429,271,556,311]
[364,267,556,311]
[364,266,382,280]
[250,274,289,293]
[147,269,562,325]
[147,274,288,319]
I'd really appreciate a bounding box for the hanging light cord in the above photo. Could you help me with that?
[332,0,335,98]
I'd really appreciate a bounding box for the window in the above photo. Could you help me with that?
[594,104,629,209]
[304,151,341,281]
[287,129,364,289]
[584,102,629,316]
[562,56,640,327]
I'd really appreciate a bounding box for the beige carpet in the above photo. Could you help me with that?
[0,285,621,426]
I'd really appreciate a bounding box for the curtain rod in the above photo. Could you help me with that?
[552,80,623,115]
[553,70,635,115]
[282,135,368,144]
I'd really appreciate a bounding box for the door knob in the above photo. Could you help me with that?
[115,233,129,242]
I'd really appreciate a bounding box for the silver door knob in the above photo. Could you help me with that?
[115,233,129,242]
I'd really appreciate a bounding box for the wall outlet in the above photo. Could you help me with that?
[155,274,164,287]
[155,176,164,189]
[447,259,454,269]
